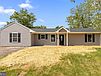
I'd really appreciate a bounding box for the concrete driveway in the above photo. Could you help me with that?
[0,47,25,56]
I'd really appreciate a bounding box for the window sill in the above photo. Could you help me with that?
[10,42,21,44]
[85,42,95,43]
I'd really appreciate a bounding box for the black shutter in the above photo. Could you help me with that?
[85,34,87,42]
[93,34,95,42]
[46,34,48,39]
[10,33,12,43]
[38,34,40,40]
[18,33,21,43]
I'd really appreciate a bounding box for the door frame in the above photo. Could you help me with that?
[59,34,65,45]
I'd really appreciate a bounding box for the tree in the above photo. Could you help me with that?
[70,0,75,3]
[67,0,101,29]
[55,26,64,29]
[10,9,36,28]
[33,25,47,29]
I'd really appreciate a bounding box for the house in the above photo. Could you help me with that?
[0,22,101,46]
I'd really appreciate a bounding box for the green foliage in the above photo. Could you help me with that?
[55,26,64,29]
[33,25,47,29]
[10,9,36,28]
[6,69,22,76]
[67,0,101,29]
[0,66,22,76]
[70,0,75,3]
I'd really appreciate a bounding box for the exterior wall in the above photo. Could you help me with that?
[59,28,67,32]
[31,33,35,46]
[31,34,57,46]
[0,23,100,47]
[68,33,100,46]
[0,24,31,46]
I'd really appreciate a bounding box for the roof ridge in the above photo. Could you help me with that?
[31,28,58,29]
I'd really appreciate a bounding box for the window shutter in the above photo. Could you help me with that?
[10,33,12,42]
[93,34,95,42]
[85,34,87,42]
[18,33,21,43]
[46,34,48,39]
[38,34,40,40]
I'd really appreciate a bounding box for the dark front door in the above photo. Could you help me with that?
[59,35,64,45]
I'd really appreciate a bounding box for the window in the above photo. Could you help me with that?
[88,34,92,42]
[9,32,21,43]
[38,34,48,40]
[41,35,45,39]
[51,35,55,42]
[85,34,95,42]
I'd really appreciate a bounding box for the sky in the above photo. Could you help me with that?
[0,0,84,28]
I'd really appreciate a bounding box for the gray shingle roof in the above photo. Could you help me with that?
[70,28,101,32]
[31,28,101,32]
[31,28,59,32]
[0,22,15,31]
[0,22,100,33]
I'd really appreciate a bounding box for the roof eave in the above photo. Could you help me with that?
[69,32,101,34]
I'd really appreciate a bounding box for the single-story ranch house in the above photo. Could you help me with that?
[0,22,101,46]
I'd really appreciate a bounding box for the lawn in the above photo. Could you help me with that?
[0,46,101,76]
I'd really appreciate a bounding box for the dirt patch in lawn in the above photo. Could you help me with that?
[0,46,100,68]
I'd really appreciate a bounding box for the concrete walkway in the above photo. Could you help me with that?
[0,47,24,56]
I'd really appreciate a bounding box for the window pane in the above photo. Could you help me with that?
[13,38,17,42]
[41,35,45,39]
[88,34,92,42]
[9,33,21,43]
[13,33,17,37]
[51,35,55,42]
[13,33,18,42]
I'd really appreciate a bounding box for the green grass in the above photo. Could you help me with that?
[0,67,22,76]
[0,48,101,76]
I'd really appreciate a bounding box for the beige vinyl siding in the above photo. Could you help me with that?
[31,34,57,46]
[0,24,31,46]
[68,33,100,46]
[59,28,67,32]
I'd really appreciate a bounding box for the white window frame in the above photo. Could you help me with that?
[85,34,95,43]
[38,34,48,40]
[51,35,56,42]
[10,32,21,43]
[87,34,93,42]
[40,34,46,39]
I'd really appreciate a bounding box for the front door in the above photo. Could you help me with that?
[59,35,64,45]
